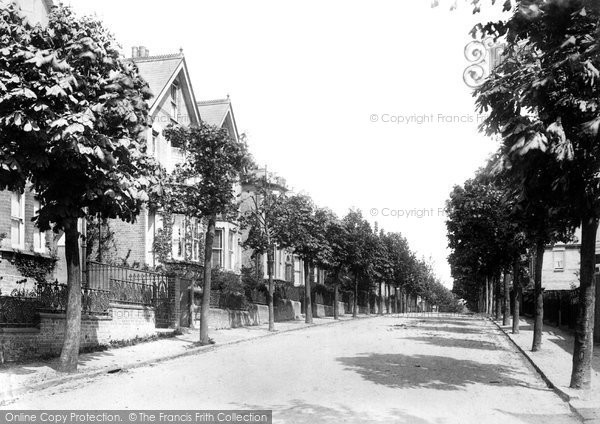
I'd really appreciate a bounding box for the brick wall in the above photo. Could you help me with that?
[0,189,56,295]
[0,303,157,362]
[110,214,147,266]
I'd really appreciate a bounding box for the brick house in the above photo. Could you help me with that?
[99,49,243,274]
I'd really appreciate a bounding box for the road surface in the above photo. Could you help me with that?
[4,315,580,423]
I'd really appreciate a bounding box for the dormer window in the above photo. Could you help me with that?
[170,83,179,120]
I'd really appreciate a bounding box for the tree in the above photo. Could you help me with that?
[240,171,289,331]
[474,0,600,388]
[0,4,159,372]
[266,194,330,324]
[163,123,249,344]
[342,210,376,317]
[316,208,348,320]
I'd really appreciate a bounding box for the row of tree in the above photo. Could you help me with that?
[239,177,461,331]
[0,3,457,372]
[445,0,600,391]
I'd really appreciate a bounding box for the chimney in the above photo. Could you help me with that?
[131,46,139,58]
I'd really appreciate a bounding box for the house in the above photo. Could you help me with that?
[196,98,243,273]
[239,167,326,288]
[540,227,600,343]
[13,0,53,26]
[95,49,243,274]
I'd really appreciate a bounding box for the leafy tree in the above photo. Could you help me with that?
[474,0,600,389]
[260,194,330,324]
[0,4,159,371]
[341,210,376,317]
[163,123,249,344]
[316,208,348,319]
[240,172,290,331]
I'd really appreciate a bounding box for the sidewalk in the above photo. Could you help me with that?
[493,317,600,423]
[0,314,370,406]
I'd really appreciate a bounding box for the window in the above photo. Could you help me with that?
[33,199,46,252]
[11,192,24,248]
[285,255,293,282]
[228,231,235,270]
[192,219,202,262]
[151,130,159,156]
[553,249,565,271]
[172,215,185,259]
[212,229,223,268]
[170,83,179,120]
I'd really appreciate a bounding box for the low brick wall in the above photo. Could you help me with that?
[312,303,334,318]
[274,300,298,322]
[0,303,157,362]
[193,302,301,330]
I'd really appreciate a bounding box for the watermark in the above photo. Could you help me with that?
[463,38,506,88]
[1,410,272,424]
[370,207,446,219]
[369,113,486,125]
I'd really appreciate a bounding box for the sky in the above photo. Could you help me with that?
[66,0,508,288]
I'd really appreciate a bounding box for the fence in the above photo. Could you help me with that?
[521,288,579,329]
[0,281,111,328]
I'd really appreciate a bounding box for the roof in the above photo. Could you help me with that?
[196,98,232,127]
[131,53,184,109]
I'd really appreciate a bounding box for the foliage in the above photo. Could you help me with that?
[13,251,56,284]
[0,3,162,232]
[163,123,250,221]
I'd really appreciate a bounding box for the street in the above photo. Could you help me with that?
[4,315,580,424]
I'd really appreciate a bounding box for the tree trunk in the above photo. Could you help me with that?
[304,260,313,324]
[485,277,489,314]
[494,275,501,321]
[532,238,545,351]
[58,218,82,373]
[199,214,216,345]
[395,287,400,314]
[189,281,195,329]
[353,274,358,318]
[378,281,383,315]
[503,271,510,326]
[333,274,339,320]
[267,245,275,331]
[570,216,599,390]
[512,260,521,334]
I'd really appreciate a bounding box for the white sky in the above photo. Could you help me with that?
[66,0,508,288]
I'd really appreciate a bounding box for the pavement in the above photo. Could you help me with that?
[493,316,600,423]
[0,314,369,406]
[0,314,582,423]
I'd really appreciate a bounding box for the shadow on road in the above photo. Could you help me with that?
[239,400,433,424]
[402,336,500,351]
[337,353,544,391]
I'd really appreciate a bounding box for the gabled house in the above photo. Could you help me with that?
[196,98,243,273]
[99,48,202,268]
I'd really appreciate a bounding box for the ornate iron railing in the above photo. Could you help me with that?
[0,296,39,327]
[109,279,154,306]
[86,261,168,291]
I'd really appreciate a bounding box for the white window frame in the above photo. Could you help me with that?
[212,229,223,268]
[170,83,179,121]
[33,199,46,253]
[553,248,565,271]
[11,192,25,249]
[192,219,202,262]
[172,215,185,260]
[228,231,235,270]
